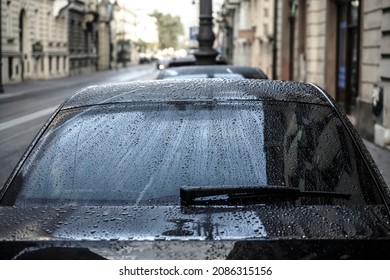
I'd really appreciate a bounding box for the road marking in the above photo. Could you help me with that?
[0,105,58,132]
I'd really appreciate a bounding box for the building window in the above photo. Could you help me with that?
[34,57,39,73]
[49,56,52,73]
[64,56,67,70]
[41,56,44,72]
[35,9,39,39]
[264,8,269,17]
[6,1,12,37]
[57,56,60,71]
[8,57,13,79]
[70,20,75,54]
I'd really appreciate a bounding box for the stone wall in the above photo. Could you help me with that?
[360,0,390,147]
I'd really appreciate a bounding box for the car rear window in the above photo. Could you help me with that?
[4,101,383,206]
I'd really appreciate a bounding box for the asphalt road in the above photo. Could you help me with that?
[0,64,158,188]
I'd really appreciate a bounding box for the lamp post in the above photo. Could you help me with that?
[0,1,4,93]
[272,0,278,80]
[194,0,218,65]
[288,0,298,80]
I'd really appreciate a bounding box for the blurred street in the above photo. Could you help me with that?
[0,64,158,187]
[1,63,389,190]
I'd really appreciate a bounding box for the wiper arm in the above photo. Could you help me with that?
[180,185,351,204]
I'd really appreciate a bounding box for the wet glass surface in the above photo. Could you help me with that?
[5,100,382,206]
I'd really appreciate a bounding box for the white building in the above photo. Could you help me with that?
[114,0,157,64]
[218,0,274,76]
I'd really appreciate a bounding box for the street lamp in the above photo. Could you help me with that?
[194,0,218,65]
[272,0,278,80]
[288,0,298,80]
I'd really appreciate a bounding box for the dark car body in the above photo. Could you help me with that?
[156,57,170,70]
[156,65,268,80]
[1,79,390,259]
[166,56,197,68]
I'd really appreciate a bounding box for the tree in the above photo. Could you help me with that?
[150,11,184,50]
[135,39,158,54]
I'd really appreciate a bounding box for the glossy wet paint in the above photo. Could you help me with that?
[1,205,390,241]
[1,79,390,259]
[1,204,390,259]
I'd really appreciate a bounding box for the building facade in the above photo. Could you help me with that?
[66,0,117,75]
[218,0,390,148]
[276,0,390,148]
[361,0,390,148]
[1,0,120,84]
[248,0,274,76]
[113,2,138,65]
[114,0,158,65]
[1,0,69,84]
[67,0,98,75]
[96,0,115,71]
[218,0,274,76]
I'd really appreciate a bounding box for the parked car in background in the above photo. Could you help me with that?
[166,55,197,68]
[156,56,196,70]
[156,65,268,80]
[139,57,150,64]
[1,79,390,259]
[156,57,170,70]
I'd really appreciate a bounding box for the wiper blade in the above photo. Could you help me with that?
[180,185,351,204]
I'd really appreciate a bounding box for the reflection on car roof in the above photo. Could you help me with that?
[163,73,245,79]
[64,79,329,109]
[158,65,268,79]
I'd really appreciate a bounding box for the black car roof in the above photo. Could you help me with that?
[167,56,196,67]
[158,65,268,79]
[62,79,330,110]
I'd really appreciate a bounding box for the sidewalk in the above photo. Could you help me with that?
[363,139,390,187]
[349,115,390,186]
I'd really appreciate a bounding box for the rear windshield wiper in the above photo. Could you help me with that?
[180,185,351,204]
